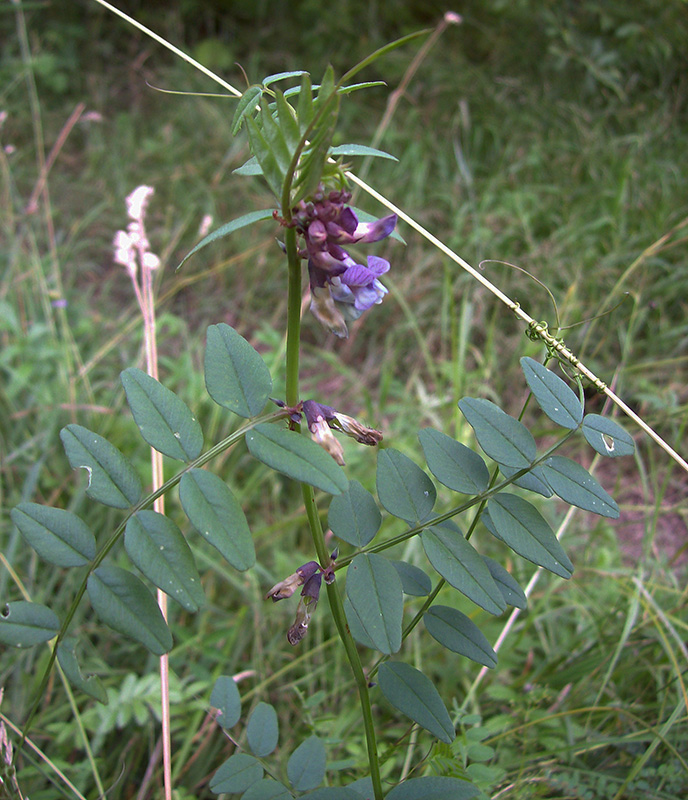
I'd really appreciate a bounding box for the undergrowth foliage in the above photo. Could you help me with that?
[2,41,638,800]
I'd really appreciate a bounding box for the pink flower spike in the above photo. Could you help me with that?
[126,185,154,221]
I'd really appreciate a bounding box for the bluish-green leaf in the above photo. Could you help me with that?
[328,480,381,546]
[210,753,263,794]
[482,556,527,609]
[57,637,108,704]
[458,398,536,469]
[386,776,479,800]
[295,72,314,132]
[330,144,398,161]
[177,209,275,270]
[262,70,307,87]
[259,98,292,175]
[303,790,362,799]
[424,606,497,668]
[87,566,173,655]
[179,469,255,570]
[418,428,489,494]
[0,601,60,648]
[542,456,619,518]
[11,503,95,567]
[582,414,635,457]
[242,780,292,800]
[421,526,505,615]
[486,494,573,578]
[520,357,584,429]
[345,554,403,654]
[125,511,205,612]
[245,423,348,495]
[378,662,455,743]
[210,675,241,729]
[231,84,264,134]
[247,115,285,197]
[376,448,436,524]
[287,735,326,792]
[234,156,263,176]
[60,424,142,508]
[120,368,203,461]
[343,596,376,649]
[247,702,279,757]
[391,560,432,596]
[204,323,273,418]
[274,88,300,150]
[500,464,552,497]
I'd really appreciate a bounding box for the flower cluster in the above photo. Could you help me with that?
[292,187,397,338]
[113,186,160,279]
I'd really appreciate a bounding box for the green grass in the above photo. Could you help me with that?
[1,1,687,798]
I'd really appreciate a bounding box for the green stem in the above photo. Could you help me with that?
[284,226,301,407]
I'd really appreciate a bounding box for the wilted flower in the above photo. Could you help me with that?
[265,560,320,602]
[302,399,382,464]
[292,187,397,337]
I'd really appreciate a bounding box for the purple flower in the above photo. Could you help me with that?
[302,399,382,464]
[293,187,397,337]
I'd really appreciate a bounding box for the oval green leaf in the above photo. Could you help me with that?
[345,553,403,654]
[57,637,108,704]
[542,456,619,518]
[247,702,279,757]
[424,605,497,668]
[204,324,273,419]
[482,556,527,610]
[386,776,479,799]
[125,511,205,612]
[179,469,255,571]
[303,790,363,799]
[378,662,455,744]
[120,368,203,461]
[458,398,536,469]
[209,753,263,794]
[287,735,326,792]
[210,675,241,729]
[520,357,584,430]
[418,428,489,494]
[246,423,348,495]
[343,596,376,649]
[328,480,381,546]
[0,601,60,648]
[582,413,635,457]
[499,464,552,497]
[60,424,142,508]
[376,448,436,524]
[242,780,293,800]
[421,526,505,616]
[391,560,432,596]
[329,143,398,161]
[87,565,173,655]
[11,503,95,567]
[486,493,573,578]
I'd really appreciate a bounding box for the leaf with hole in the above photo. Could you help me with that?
[582,414,635,457]
[120,368,203,461]
[57,637,107,704]
[520,357,583,429]
[421,526,505,615]
[376,448,436,524]
[378,662,455,743]
[87,566,173,655]
[204,324,273,418]
[328,480,381,546]
[246,423,348,495]
[0,601,60,648]
[11,503,95,567]
[424,605,497,668]
[386,776,479,799]
[177,209,275,270]
[179,469,255,571]
[482,556,527,609]
[247,702,279,757]
[210,675,241,729]
[345,554,403,654]
[60,424,142,508]
[391,560,432,596]
[287,735,326,791]
[210,753,263,794]
[125,511,205,612]
[486,494,573,578]
[458,398,536,469]
[542,456,619,518]
[418,428,490,494]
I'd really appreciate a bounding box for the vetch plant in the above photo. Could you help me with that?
[8,27,680,800]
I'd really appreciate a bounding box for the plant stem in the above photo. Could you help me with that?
[284,226,301,407]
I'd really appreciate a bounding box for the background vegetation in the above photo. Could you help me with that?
[1,0,687,797]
